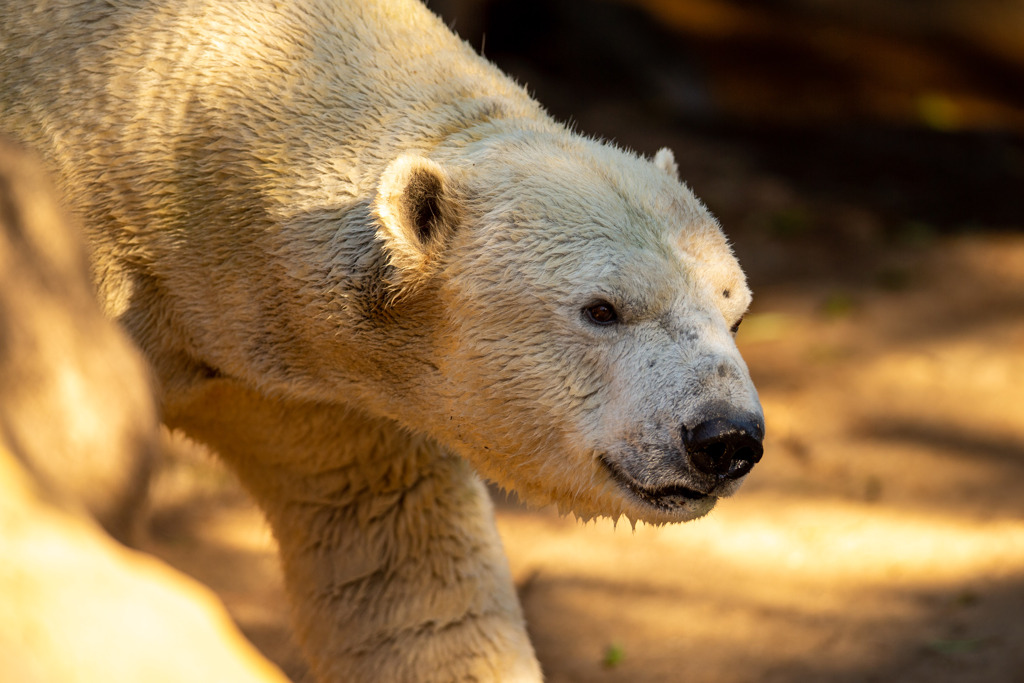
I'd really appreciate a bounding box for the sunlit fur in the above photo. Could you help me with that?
[1,0,761,680]
[436,134,760,526]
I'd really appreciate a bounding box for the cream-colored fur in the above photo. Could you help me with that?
[1,1,762,681]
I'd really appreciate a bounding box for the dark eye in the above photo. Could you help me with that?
[585,301,618,326]
[730,316,744,335]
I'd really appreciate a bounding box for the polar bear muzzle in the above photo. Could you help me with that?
[601,404,765,517]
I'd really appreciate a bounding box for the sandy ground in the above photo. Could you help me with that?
[142,229,1024,683]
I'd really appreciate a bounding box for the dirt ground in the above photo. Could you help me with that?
[142,2,1024,681]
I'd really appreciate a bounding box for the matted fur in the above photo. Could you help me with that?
[1,1,762,681]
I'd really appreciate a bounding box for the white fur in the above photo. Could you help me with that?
[654,146,680,178]
[1,1,762,680]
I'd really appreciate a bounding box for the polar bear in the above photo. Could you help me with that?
[0,1,764,681]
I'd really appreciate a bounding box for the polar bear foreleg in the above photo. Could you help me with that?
[165,379,543,683]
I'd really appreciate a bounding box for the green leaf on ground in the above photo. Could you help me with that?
[602,642,625,668]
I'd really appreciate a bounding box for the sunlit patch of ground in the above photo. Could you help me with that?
[144,234,1024,682]
[500,499,1024,683]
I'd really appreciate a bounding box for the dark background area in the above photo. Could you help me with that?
[427,0,1024,285]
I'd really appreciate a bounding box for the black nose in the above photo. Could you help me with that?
[684,416,764,480]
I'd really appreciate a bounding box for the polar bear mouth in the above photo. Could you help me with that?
[599,456,712,510]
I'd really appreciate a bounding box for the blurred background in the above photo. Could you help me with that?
[146,2,1024,681]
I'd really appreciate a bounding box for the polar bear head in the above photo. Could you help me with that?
[373,134,763,525]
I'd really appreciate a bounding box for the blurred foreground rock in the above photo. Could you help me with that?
[0,138,289,683]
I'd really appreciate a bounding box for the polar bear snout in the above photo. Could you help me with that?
[600,406,764,519]
[683,415,764,481]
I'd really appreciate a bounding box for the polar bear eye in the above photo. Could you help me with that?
[584,301,618,326]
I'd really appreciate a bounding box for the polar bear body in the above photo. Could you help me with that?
[1,1,763,681]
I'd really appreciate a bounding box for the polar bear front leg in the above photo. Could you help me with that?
[165,379,542,683]
[273,447,542,683]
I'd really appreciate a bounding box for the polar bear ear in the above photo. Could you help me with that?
[653,147,680,179]
[374,155,460,284]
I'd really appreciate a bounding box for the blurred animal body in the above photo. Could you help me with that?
[0,1,762,681]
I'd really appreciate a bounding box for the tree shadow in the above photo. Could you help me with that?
[859,418,1024,470]
[518,559,1024,683]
